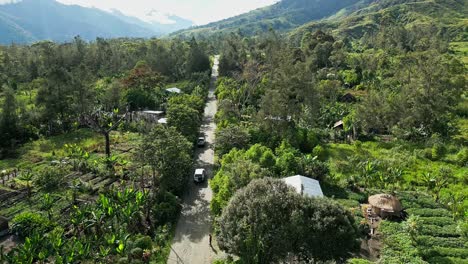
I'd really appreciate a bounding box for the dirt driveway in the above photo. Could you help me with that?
[167,56,220,264]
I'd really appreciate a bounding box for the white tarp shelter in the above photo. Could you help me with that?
[282,175,324,198]
[166,87,182,94]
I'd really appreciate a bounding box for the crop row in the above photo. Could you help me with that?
[419,224,460,238]
[417,235,467,248]
[419,216,456,226]
[406,208,452,217]
[420,247,468,259]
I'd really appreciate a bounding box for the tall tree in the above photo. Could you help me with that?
[136,125,192,195]
[218,178,359,263]
[0,85,20,152]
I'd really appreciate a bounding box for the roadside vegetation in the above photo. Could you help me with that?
[210,20,467,263]
[0,37,212,263]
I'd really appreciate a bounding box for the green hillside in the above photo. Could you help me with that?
[173,0,362,37]
[290,0,468,42]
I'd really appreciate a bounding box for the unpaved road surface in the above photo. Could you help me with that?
[167,56,220,264]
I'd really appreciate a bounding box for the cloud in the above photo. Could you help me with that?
[55,0,279,25]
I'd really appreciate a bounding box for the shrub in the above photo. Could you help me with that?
[134,236,153,250]
[419,217,455,227]
[431,143,446,160]
[312,145,326,160]
[153,191,181,225]
[300,156,329,181]
[417,236,466,248]
[423,148,433,159]
[419,224,460,238]
[130,247,144,259]
[11,212,52,238]
[347,258,372,264]
[34,167,64,191]
[455,148,468,166]
[420,247,468,259]
[405,208,451,217]
[118,258,129,264]
[426,256,468,264]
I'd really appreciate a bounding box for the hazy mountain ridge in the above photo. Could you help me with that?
[0,0,194,44]
[174,0,467,43]
[173,0,363,37]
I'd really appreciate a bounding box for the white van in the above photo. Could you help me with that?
[194,168,206,183]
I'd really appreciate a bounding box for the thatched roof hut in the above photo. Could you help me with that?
[368,194,402,217]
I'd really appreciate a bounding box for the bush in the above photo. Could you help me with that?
[417,236,466,248]
[134,236,153,250]
[118,257,129,264]
[406,208,452,217]
[455,148,468,166]
[130,247,144,259]
[34,167,64,191]
[347,258,372,264]
[153,191,181,225]
[419,217,455,227]
[420,247,468,259]
[426,256,468,264]
[312,145,326,160]
[300,156,329,181]
[419,224,460,238]
[11,212,52,238]
[431,143,446,160]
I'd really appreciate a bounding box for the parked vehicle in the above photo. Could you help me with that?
[194,168,206,183]
[197,136,206,147]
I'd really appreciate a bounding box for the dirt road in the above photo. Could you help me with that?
[167,56,220,264]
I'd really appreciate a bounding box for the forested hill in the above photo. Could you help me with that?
[174,0,468,41]
[173,0,363,37]
[0,0,194,44]
[290,0,468,43]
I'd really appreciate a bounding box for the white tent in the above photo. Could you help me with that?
[282,175,324,198]
[166,87,182,94]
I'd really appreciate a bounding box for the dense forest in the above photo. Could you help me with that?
[0,0,467,263]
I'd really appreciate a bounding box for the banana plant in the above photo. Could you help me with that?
[40,193,55,221]
[18,170,34,200]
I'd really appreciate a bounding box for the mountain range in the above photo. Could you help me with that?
[174,0,467,42]
[0,0,466,45]
[0,0,194,44]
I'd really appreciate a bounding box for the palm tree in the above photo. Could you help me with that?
[40,193,55,221]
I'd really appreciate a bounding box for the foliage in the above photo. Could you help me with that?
[11,212,52,238]
[218,178,359,263]
[215,125,250,156]
[136,125,192,195]
[34,166,66,191]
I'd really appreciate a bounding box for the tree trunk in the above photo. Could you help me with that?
[104,132,111,158]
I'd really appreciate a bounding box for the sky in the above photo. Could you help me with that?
[30,0,280,25]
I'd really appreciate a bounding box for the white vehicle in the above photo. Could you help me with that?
[194,168,206,183]
[197,136,206,147]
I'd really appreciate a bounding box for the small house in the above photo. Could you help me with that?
[368,194,402,218]
[282,175,324,198]
[0,216,9,236]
